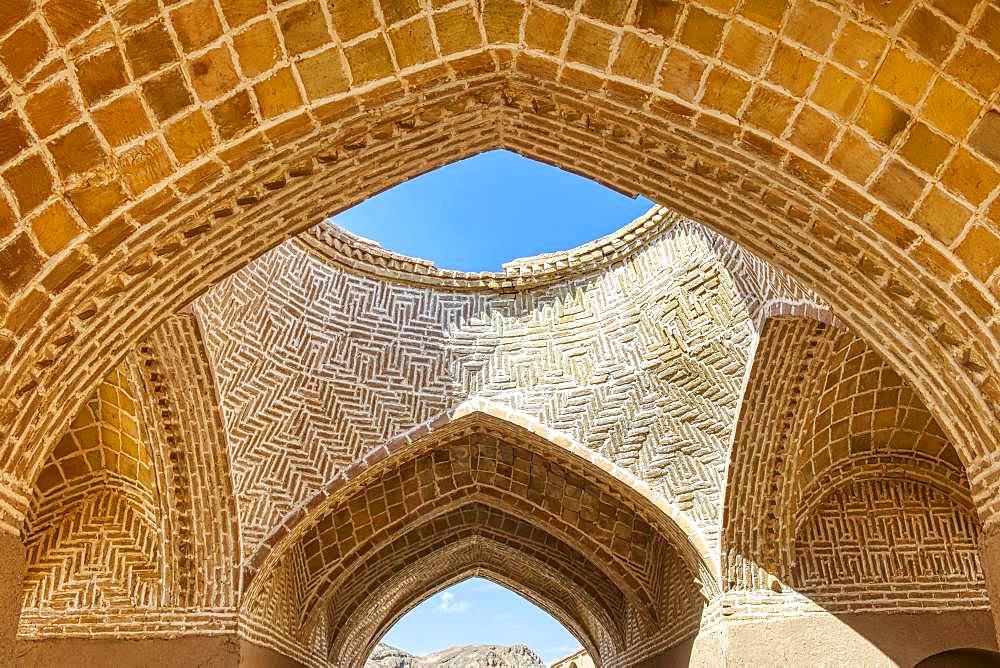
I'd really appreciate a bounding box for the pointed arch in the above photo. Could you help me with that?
[240,401,715,666]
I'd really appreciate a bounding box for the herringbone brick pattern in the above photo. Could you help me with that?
[723,315,986,614]
[1,0,999,556]
[196,211,794,557]
[241,412,708,667]
[793,478,986,611]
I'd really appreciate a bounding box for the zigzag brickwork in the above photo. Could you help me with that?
[0,0,998,545]
[0,0,997,657]
[196,210,794,558]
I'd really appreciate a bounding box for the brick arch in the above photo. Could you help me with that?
[243,399,716,587]
[1,0,999,533]
[328,537,616,666]
[240,404,711,665]
[722,314,985,609]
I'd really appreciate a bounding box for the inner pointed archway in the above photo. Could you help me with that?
[364,574,586,667]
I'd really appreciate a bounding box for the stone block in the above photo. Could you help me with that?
[24,82,79,139]
[166,110,214,164]
[211,89,257,140]
[278,0,331,56]
[434,6,480,56]
[188,45,240,103]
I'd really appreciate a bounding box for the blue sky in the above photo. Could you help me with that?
[331,149,654,272]
[333,150,653,662]
[380,577,582,663]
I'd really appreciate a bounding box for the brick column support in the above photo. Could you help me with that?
[981,530,1000,646]
[0,529,25,666]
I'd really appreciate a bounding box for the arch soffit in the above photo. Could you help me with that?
[243,400,719,597]
[721,313,977,571]
[329,535,614,666]
[0,0,997,522]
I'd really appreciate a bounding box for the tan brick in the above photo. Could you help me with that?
[659,48,705,101]
[188,46,241,103]
[947,44,1000,100]
[0,20,49,82]
[567,20,614,69]
[914,186,972,245]
[76,47,129,105]
[901,6,956,65]
[832,21,885,77]
[582,0,629,23]
[829,130,881,185]
[612,33,660,84]
[722,21,771,77]
[634,0,681,39]
[24,82,79,139]
[124,21,178,78]
[482,0,522,43]
[165,110,214,164]
[767,42,818,96]
[346,36,394,84]
[789,105,838,161]
[4,154,53,215]
[678,7,724,56]
[48,124,106,179]
[233,20,281,78]
[871,159,925,214]
[279,1,332,56]
[701,66,750,117]
[142,67,194,122]
[217,0,267,27]
[254,68,302,119]
[68,180,129,227]
[329,0,379,41]
[434,6,481,56]
[118,139,173,195]
[857,92,909,146]
[741,0,786,30]
[970,111,1000,166]
[171,0,223,52]
[940,148,1000,206]
[0,233,42,297]
[922,78,980,140]
[873,48,932,107]
[297,48,349,100]
[30,201,81,256]
[899,122,951,177]
[211,89,257,141]
[524,7,568,55]
[956,225,1000,282]
[784,0,839,55]
[92,94,152,148]
[811,65,862,120]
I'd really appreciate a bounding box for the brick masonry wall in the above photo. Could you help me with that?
[195,211,785,559]
[0,0,997,547]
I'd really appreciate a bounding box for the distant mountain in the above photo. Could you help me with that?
[366,643,546,667]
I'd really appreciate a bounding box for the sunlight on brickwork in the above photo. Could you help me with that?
[0,0,998,663]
